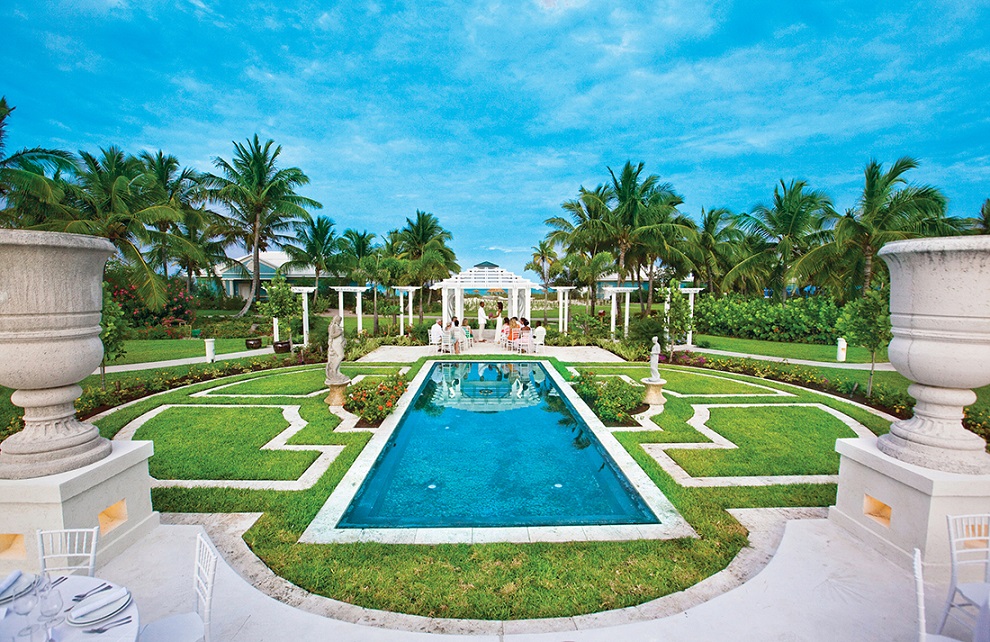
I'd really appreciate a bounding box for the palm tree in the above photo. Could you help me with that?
[174,206,236,294]
[794,158,955,300]
[204,135,322,317]
[563,251,615,315]
[723,179,833,304]
[524,240,559,325]
[604,161,665,286]
[0,97,76,223]
[398,210,458,321]
[40,146,180,308]
[340,228,377,281]
[633,195,696,312]
[547,184,614,259]
[968,198,990,234]
[695,207,743,295]
[139,150,208,277]
[281,214,343,304]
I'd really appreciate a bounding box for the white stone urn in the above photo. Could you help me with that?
[0,230,115,479]
[877,236,990,474]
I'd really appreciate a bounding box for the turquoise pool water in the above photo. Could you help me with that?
[338,362,659,529]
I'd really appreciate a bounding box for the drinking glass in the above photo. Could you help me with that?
[37,586,62,642]
[10,583,39,639]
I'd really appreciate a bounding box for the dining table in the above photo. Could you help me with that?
[0,573,140,641]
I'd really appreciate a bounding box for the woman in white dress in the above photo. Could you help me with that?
[492,302,504,343]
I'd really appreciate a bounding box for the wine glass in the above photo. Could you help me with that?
[10,581,39,639]
[37,584,63,642]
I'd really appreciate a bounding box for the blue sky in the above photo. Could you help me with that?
[4,0,989,278]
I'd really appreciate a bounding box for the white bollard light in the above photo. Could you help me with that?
[205,338,216,363]
[836,337,847,362]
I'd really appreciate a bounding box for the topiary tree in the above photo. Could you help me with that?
[99,282,128,389]
[663,286,692,359]
[258,273,301,343]
[836,287,892,397]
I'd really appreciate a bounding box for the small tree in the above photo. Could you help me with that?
[99,282,128,389]
[259,273,301,343]
[836,288,892,397]
[664,286,692,359]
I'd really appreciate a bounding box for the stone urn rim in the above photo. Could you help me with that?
[0,229,115,252]
[879,235,990,257]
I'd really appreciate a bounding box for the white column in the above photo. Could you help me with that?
[507,288,516,318]
[687,291,696,346]
[408,289,414,326]
[557,289,563,331]
[610,291,617,337]
[456,288,464,322]
[563,290,569,333]
[301,293,310,346]
[398,291,405,337]
[442,287,450,326]
[337,289,344,321]
[664,289,671,346]
[624,291,631,338]
[525,288,532,321]
[356,291,364,334]
[273,317,280,342]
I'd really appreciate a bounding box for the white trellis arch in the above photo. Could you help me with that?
[431,263,539,326]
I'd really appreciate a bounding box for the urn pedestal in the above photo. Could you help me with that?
[324,380,351,407]
[641,378,667,408]
[0,231,115,479]
[831,236,990,575]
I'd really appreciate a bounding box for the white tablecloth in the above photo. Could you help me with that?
[0,574,139,641]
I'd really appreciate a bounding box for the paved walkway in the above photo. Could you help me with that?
[96,513,961,641]
[358,343,625,363]
[96,346,275,374]
[676,345,897,371]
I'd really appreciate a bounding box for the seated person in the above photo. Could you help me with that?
[533,320,546,344]
[452,318,465,354]
[429,319,444,346]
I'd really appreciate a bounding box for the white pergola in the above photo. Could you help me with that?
[681,287,704,346]
[555,286,576,333]
[394,286,420,337]
[290,286,316,346]
[432,263,538,326]
[603,286,639,337]
[333,285,369,334]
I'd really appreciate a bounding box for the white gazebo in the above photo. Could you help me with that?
[555,286,576,333]
[603,286,639,337]
[432,263,539,326]
[394,286,420,337]
[333,285,369,334]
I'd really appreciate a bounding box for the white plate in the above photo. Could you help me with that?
[67,592,131,626]
[0,574,37,605]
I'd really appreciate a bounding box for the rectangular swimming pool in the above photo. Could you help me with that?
[337,362,659,528]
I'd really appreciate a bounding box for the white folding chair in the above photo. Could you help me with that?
[516,330,533,354]
[938,514,990,635]
[915,549,965,641]
[141,532,218,642]
[531,330,545,353]
[37,526,100,577]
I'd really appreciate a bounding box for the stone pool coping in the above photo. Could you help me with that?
[299,358,697,544]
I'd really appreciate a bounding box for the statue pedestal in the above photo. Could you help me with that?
[0,441,159,575]
[829,437,990,580]
[641,378,667,407]
[324,380,351,407]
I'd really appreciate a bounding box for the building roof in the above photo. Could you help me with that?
[431,263,539,290]
[212,252,318,279]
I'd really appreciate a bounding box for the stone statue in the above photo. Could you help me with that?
[649,336,661,382]
[325,315,349,385]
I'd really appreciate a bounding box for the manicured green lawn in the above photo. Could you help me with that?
[134,406,318,480]
[695,334,888,363]
[112,338,256,365]
[668,405,857,476]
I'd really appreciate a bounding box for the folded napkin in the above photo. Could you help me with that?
[0,570,21,596]
[71,587,128,618]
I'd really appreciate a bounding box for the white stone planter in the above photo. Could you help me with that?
[877,236,990,474]
[0,230,115,479]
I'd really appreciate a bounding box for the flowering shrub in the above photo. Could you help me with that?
[112,279,194,327]
[344,375,408,425]
[572,371,643,425]
[694,294,841,344]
